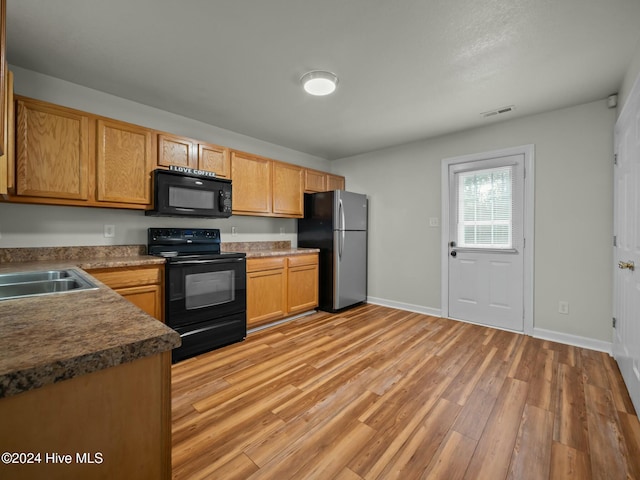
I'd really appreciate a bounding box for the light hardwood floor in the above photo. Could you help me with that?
[171,304,640,480]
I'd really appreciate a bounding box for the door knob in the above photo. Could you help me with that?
[618,261,635,271]
[451,250,457,257]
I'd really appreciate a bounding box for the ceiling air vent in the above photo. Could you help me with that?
[481,105,515,118]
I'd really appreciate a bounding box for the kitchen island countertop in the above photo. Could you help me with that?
[0,252,179,399]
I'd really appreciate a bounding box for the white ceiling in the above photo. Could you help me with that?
[7,0,640,160]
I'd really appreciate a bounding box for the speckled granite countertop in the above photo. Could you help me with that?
[0,246,180,399]
[221,241,319,258]
[242,248,319,258]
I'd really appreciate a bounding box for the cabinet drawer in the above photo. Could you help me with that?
[246,256,286,272]
[288,254,318,268]
[88,266,163,289]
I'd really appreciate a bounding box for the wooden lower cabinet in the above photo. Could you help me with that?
[86,265,164,322]
[0,352,172,480]
[246,257,287,328]
[246,253,318,329]
[287,254,319,314]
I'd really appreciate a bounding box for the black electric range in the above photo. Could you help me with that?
[148,228,246,362]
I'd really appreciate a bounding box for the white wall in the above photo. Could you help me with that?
[619,38,640,113]
[333,99,616,344]
[0,66,331,248]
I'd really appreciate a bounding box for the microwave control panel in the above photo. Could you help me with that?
[219,187,232,213]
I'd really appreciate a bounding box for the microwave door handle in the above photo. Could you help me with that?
[171,258,245,265]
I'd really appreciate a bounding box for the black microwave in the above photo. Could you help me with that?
[145,169,232,218]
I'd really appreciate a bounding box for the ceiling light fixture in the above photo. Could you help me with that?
[300,70,338,96]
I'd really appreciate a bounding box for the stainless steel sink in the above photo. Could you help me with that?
[0,270,71,285]
[0,269,98,301]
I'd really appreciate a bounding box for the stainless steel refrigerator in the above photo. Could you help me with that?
[298,190,368,312]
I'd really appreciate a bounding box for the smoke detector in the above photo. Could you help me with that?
[481,105,515,118]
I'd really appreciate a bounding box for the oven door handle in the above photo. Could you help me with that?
[170,258,245,265]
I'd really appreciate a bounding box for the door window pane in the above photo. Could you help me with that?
[457,166,513,248]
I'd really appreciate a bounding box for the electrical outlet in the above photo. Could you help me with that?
[231,226,238,236]
[429,217,439,227]
[558,301,569,315]
[103,224,115,238]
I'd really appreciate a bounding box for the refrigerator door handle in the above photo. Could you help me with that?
[338,198,345,261]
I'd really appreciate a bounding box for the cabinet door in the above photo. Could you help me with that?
[247,267,287,328]
[16,98,90,200]
[0,68,12,194]
[272,161,303,217]
[96,119,152,204]
[87,266,164,321]
[116,284,163,322]
[0,0,5,157]
[198,143,230,178]
[157,133,196,169]
[304,169,326,193]
[326,174,345,191]
[288,260,319,314]
[231,151,272,215]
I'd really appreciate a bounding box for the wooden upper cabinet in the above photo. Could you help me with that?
[0,0,6,158]
[327,174,345,191]
[96,119,153,204]
[231,151,272,215]
[0,68,12,195]
[272,161,303,217]
[157,133,196,169]
[156,133,230,179]
[16,98,90,200]
[304,168,326,193]
[304,168,345,193]
[198,142,230,178]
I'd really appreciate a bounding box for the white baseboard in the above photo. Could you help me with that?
[367,297,612,354]
[366,296,442,317]
[533,327,612,355]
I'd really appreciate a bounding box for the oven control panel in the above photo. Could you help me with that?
[148,228,220,244]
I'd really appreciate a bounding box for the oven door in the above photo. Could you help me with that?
[166,257,246,328]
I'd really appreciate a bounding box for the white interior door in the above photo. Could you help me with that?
[447,154,525,331]
[614,79,640,414]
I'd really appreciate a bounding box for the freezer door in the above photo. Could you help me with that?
[333,229,367,309]
[334,191,367,231]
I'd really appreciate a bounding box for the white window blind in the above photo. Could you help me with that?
[456,166,514,248]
